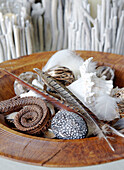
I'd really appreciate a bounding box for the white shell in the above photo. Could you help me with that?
[67,57,118,121]
[5,112,18,123]
[20,79,45,99]
[43,129,56,139]
[20,90,42,98]
[14,71,40,96]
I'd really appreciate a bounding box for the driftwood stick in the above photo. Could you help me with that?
[81,25,85,50]
[20,17,26,56]
[0,41,4,62]
[83,16,91,51]
[81,5,95,25]
[76,22,83,50]
[25,24,33,55]
[94,18,99,51]
[112,16,117,53]
[91,27,95,51]
[13,25,21,58]
[115,12,124,54]
[104,28,111,53]
[101,0,106,44]
[32,15,39,52]
[68,21,73,50]
[38,16,44,51]
[51,0,58,51]
[106,0,110,28]
[57,0,63,50]
[42,0,52,51]
[63,0,69,49]
[0,35,7,61]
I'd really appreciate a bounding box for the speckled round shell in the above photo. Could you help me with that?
[51,110,88,139]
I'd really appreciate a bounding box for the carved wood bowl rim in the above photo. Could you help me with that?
[0,51,124,167]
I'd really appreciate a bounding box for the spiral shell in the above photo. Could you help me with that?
[0,96,51,135]
[14,104,50,135]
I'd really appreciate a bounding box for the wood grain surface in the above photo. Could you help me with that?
[0,51,124,167]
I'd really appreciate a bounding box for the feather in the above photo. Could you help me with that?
[0,69,75,113]
[113,118,124,130]
[104,124,124,138]
[95,94,120,121]
[35,69,116,151]
[42,49,84,79]
[80,57,97,73]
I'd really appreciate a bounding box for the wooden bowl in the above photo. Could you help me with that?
[0,51,124,167]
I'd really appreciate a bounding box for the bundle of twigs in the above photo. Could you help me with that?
[0,0,124,63]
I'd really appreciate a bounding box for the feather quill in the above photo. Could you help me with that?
[35,68,118,151]
[113,118,124,130]
[105,124,124,138]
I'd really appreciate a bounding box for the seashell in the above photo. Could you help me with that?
[1,96,51,135]
[114,88,124,101]
[20,79,45,99]
[117,101,124,115]
[51,110,88,139]
[14,71,40,96]
[96,66,114,80]
[46,66,75,86]
[46,102,55,117]
[20,90,43,98]
[43,129,56,139]
[5,112,18,124]
[42,49,84,79]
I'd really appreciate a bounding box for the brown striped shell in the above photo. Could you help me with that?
[46,66,75,86]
